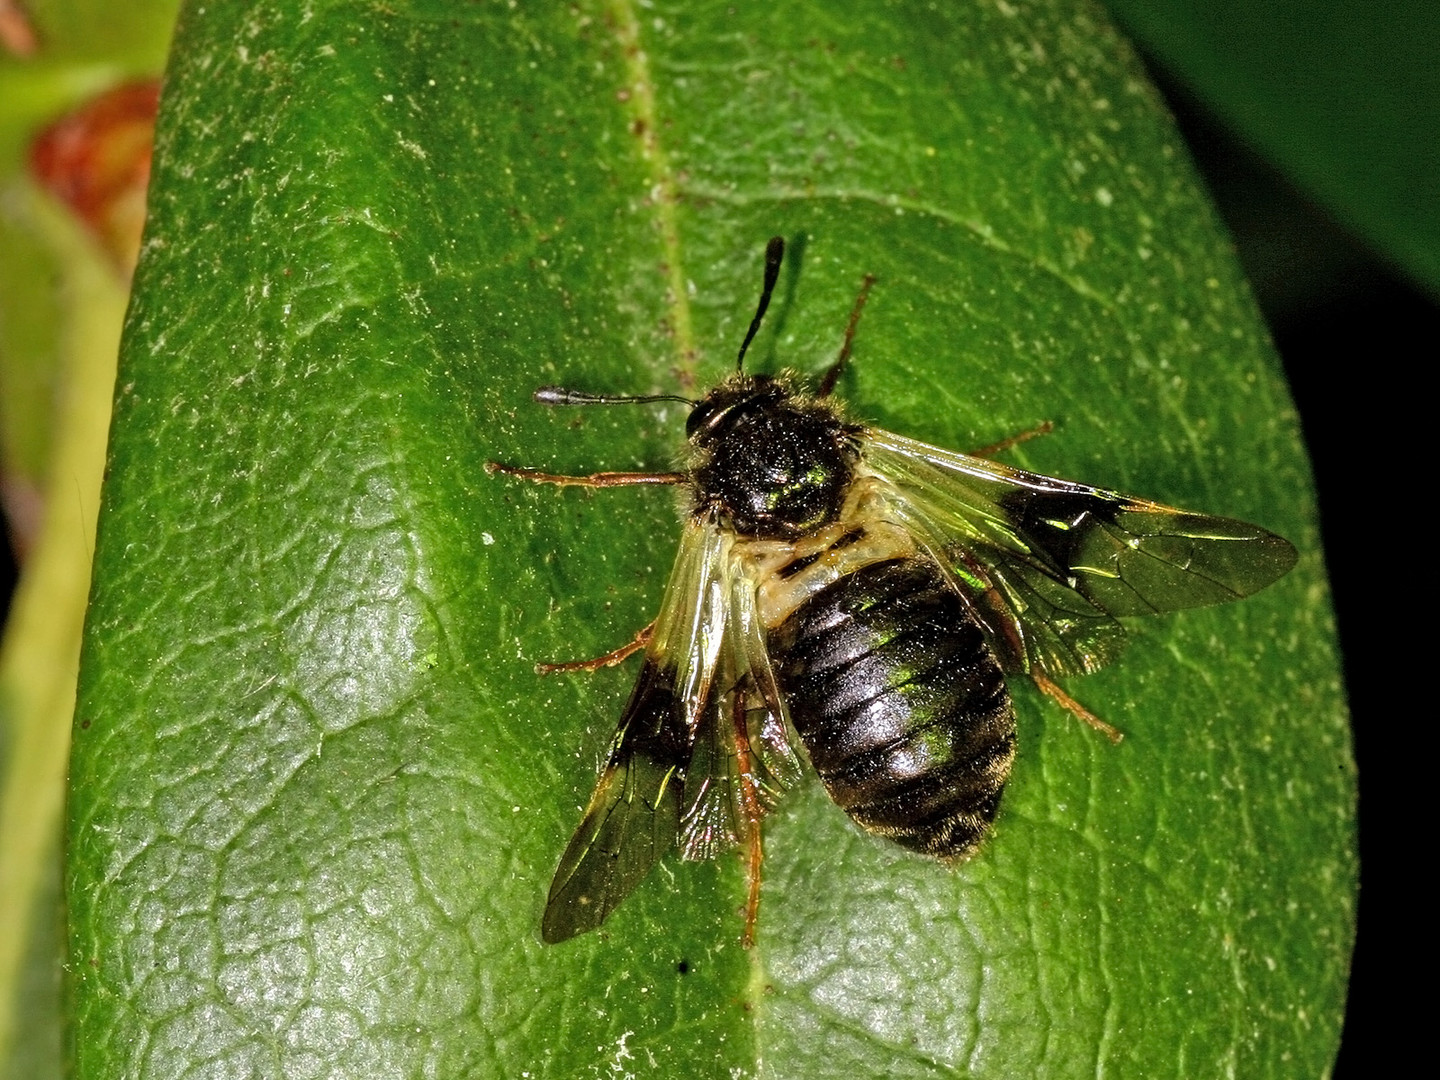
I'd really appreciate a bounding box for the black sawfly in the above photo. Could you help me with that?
[489,237,1297,945]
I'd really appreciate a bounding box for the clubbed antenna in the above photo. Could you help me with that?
[735,236,784,373]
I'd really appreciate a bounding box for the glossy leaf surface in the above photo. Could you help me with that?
[68,2,1354,1077]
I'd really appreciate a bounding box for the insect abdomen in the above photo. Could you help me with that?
[768,558,1017,859]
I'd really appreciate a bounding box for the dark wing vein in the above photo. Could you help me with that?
[863,429,1296,677]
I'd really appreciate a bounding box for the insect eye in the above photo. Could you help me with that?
[685,401,722,438]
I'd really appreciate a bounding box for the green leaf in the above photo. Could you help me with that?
[68,1,1353,1077]
[1100,0,1440,296]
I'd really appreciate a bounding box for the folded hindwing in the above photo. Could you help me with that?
[541,517,800,943]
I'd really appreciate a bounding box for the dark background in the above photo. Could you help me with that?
[1158,68,1407,1080]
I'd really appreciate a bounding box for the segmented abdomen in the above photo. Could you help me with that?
[767,558,1017,859]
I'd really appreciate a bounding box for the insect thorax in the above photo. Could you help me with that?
[686,374,860,539]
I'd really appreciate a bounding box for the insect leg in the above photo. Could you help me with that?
[731,687,765,950]
[1031,672,1124,744]
[536,621,656,675]
[485,461,687,488]
[817,272,878,398]
[968,420,1055,459]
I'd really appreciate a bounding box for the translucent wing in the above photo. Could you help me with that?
[862,429,1298,678]
[677,551,802,863]
[540,518,723,944]
[540,517,801,943]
